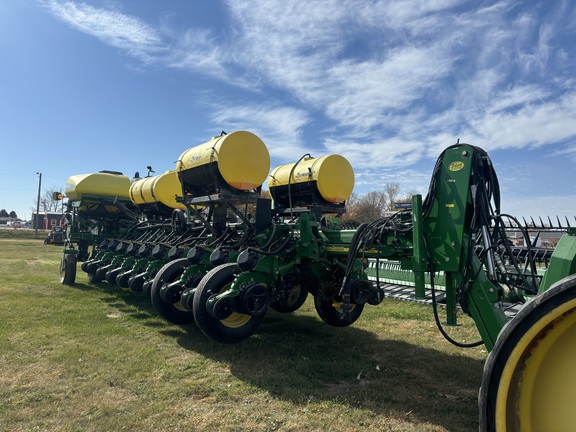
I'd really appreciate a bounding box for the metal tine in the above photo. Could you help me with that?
[557,215,563,229]
[523,217,529,228]
[530,216,536,227]
[548,216,554,228]
[539,216,545,228]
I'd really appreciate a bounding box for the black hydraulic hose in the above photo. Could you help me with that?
[136,221,172,231]
[207,226,232,248]
[101,197,139,221]
[424,233,484,348]
[287,153,312,219]
[248,227,294,256]
[252,220,277,251]
[222,225,253,250]
[339,222,370,295]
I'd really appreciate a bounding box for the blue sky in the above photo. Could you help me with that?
[1,0,575,222]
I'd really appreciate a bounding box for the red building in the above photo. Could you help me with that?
[32,211,65,230]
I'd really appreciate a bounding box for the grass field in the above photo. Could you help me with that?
[0,230,487,431]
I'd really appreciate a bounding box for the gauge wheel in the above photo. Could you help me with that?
[150,258,194,325]
[193,263,265,344]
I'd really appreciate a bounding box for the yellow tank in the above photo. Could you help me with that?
[176,131,270,196]
[64,171,131,201]
[268,155,354,207]
[129,170,186,210]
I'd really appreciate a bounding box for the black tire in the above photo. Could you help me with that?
[105,267,122,285]
[193,263,265,344]
[150,258,195,325]
[60,254,77,285]
[479,274,576,431]
[171,209,187,235]
[270,284,308,313]
[313,295,364,327]
[87,271,101,284]
[116,271,132,288]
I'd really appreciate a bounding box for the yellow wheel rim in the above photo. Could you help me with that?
[496,298,576,431]
[217,282,251,329]
[332,300,356,314]
[173,301,187,312]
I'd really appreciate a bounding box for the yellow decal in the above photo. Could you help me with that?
[449,161,464,172]
[325,246,380,254]
[446,203,455,208]
[325,246,349,253]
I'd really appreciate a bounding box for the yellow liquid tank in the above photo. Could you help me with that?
[268,154,354,208]
[129,170,186,210]
[64,171,131,201]
[176,131,270,196]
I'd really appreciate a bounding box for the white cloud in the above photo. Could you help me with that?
[209,103,311,161]
[548,144,576,161]
[42,0,166,63]
[463,91,576,151]
[324,137,423,169]
[166,28,228,78]
[42,0,576,179]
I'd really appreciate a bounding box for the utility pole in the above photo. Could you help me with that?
[35,172,42,239]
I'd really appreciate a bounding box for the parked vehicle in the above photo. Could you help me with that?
[45,226,65,244]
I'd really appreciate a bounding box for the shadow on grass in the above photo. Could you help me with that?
[72,279,483,430]
[174,313,482,430]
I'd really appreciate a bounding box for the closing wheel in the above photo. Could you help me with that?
[314,294,364,327]
[479,274,576,431]
[193,263,265,344]
[60,254,77,285]
[150,258,195,325]
[270,284,308,313]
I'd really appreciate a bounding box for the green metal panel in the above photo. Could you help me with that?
[412,195,426,298]
[364,260,446,289]
[539,228,576,293]
[424,145,474,272]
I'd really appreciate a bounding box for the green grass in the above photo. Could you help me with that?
[0,232,486,431]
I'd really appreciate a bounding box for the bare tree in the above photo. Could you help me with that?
[342,190,387,222]
[31,185,65,214]
[342,182,414,223]
[383,182,401,210]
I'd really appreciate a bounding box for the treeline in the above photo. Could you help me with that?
[0,209,18,218]
[341,182,415,223]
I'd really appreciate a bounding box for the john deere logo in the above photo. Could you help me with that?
[449,161,464,172]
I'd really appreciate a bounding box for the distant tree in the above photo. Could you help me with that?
[0,209,8,218]
[31,185,65,214]
[383,182,401,210]
[342,182,414,223]
[244,189,272,219]
[9,211,17,219]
